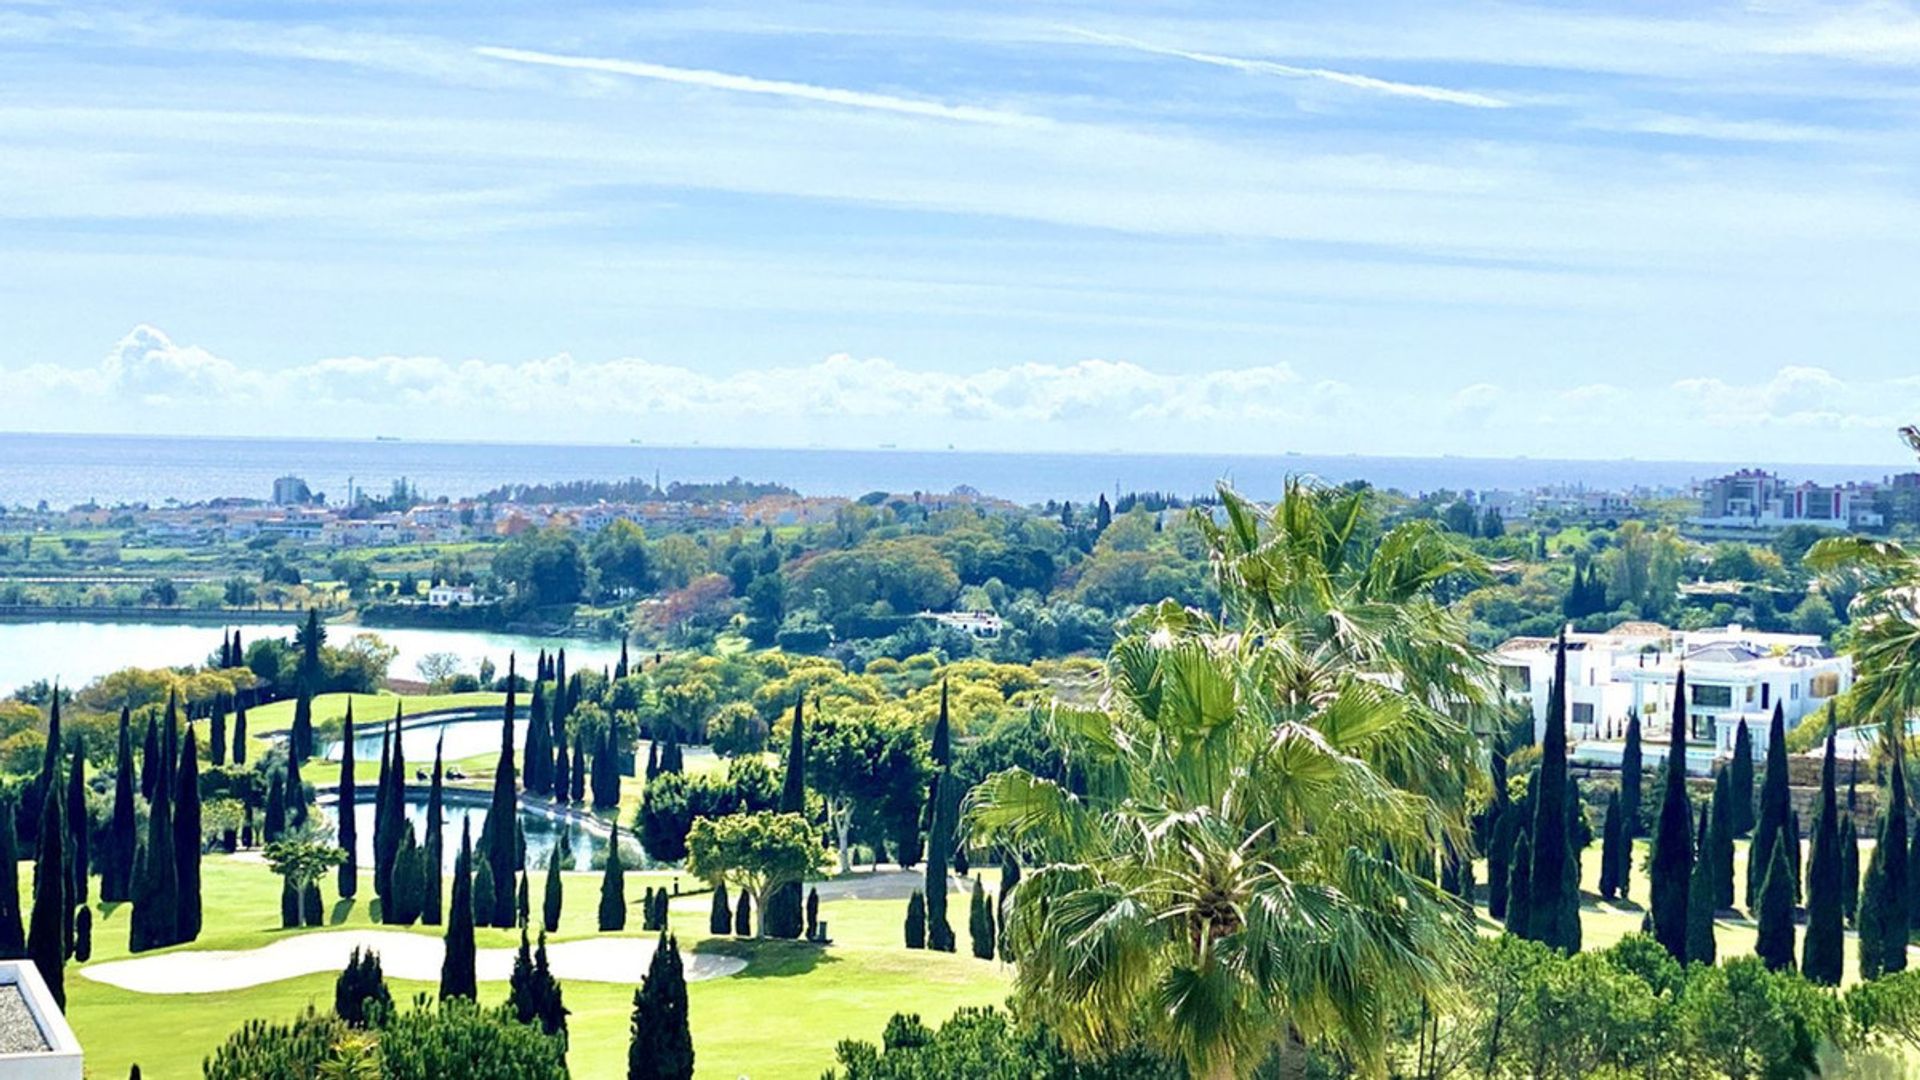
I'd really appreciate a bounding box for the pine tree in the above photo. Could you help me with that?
[905,889,927,949]
[1842,813,1861,929]
[1686,804,1716,966]
[1710,765,1736,909]
[337,701,358,900]
[173,725,202,944]
[628,933,694,1080]
[733,889,751,937]
[1621,713,1643,838]
[440,820,476,1001]
[27,786,65,1007]
[1650,669,1694,961]
[600,821,627,931]
[209,696,227,768]
[0,797,24,958]
[1504,829,1533,934]
[103,708,136,903]
[232,702,248,765]
[708,882,730,935]
[424,735,445,926]
[1755,840,1797,972]
[1747,704,1790,910]
[1598,790,1623,900]
[1731,719,1755,835]
[1803,716,1844,985]
[1525,632,1579,951]
[766,696,807,940]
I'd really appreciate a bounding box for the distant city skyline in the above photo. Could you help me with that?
[4,2,1920,461]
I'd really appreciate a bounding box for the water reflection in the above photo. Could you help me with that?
[323,795,648,873]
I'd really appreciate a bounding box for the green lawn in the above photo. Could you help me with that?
[247,691,507,735]
[56,857,1007,1078]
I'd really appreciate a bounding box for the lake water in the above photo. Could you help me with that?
[0,620,622,696]
[325,794,645,873]
[1,432,1907,509]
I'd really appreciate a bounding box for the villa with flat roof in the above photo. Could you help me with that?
[1496,622,1852,762]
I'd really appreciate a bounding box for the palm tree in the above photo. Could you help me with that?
[1807,426,1920,728]
[968,481,1489,1079]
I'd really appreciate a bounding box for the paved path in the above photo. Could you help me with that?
[80,930,745,994]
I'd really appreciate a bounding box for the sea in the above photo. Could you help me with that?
[0,432,1908,509]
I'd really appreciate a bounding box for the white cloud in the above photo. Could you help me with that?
[1671,365,1882,429]
[1062,27,1509,108]
[473,45,1049,128]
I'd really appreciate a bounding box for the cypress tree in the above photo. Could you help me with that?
[1731,719,1755,835]
[285,735,307,830]
[231,702,247,765]
[373,720,392,902]
[376,708,407,920]
[1861,826,1891,981]
[766,696,806,940]
[337,701,358,900]
[1789,808,1804,901]
[291,608,321,762]
[925,771,955,952]
[552,729,572,805]
[543,845,563,934]
[616,638,629,681]
[1883,738,1911,974]
[482,655,520,927]
[264,772,286,844]
[28,787,64,1007]
[1504,829,1534,934]
[140,712,160,802]
[646,741,659,781]
[509,926,537,1024]
[593,725,619,810]
[1842,813,1861,929]
[708,882,730,935]
[642,887,657,931]
[600,821,627,931]
[291,686,314,767]
[473,855,496,930]
[424,735,444,926]
[0,798,24,958]
[525,681,548,796]
[1487,799,1515,921]
[173,726,201,944]
[1755,840,1797,972]
[279,874,300,929]
[932,680,951,767]
[64,745,87,910]
[628,932,694,1080]
[34,695,61,838]
[72,908,90,964]
[569,740,586,805]
[517,869,530,930]
[103,707,136,902]
[1710,765,1736,909]
[1650,669,1694,961]
[1527,631,1579,952]
[905,889,927,949]
[1621,712,1643,838]
[1803,717,1844,985]
[1747,703,1790,910]
[209,696,227,768]
[806,886,820,941]
[733,889,751,937]
[1598,790,1622,900]
[969,878,995,959]
[130,723,178,953]
[1686,804,1716,965]
[440,819,476,1001]
[388,831,424,926]
[652,888,668,931]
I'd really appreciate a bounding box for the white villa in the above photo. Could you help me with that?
[1495,622,1852,762]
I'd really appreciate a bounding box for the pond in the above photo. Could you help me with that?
[322,713,525,765]
[0,620,623,695]
[323,793,652,873]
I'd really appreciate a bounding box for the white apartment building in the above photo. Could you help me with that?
[1495,622,1852,761]
[1689,469,1884,535]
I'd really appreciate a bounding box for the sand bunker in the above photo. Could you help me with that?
[81,929,745,994]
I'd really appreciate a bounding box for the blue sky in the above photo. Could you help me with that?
[3,0,1920,464]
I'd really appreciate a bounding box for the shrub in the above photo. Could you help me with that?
[904,890,926,949]
[335,947,393,1028]
[206,998,568,1080]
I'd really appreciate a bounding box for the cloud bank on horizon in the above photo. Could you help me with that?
[2,1,1920,462]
